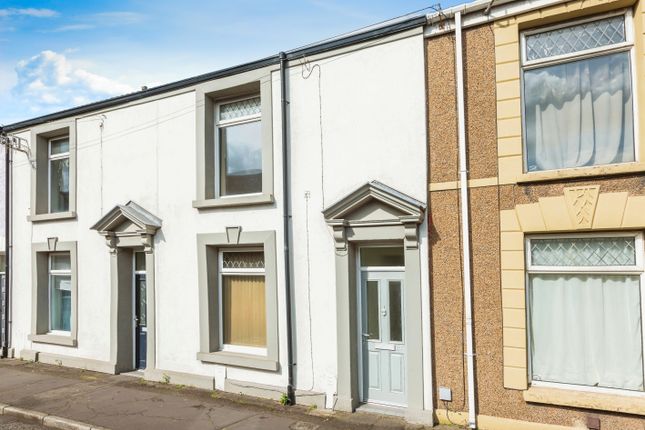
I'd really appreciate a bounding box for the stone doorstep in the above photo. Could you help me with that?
[0,402,109,430]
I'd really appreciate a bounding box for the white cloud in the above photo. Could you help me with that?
[49,24,95,33]
[0,8,58,18]
[12,50,135,113]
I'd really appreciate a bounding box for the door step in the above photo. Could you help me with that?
[356,402,406,417]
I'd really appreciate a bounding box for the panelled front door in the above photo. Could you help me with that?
[361,270,406,406]
[134,252,147,370]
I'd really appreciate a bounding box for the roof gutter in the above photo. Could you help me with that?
[424,0,570,37]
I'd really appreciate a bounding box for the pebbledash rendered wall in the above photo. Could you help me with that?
[427,0,645,428]
[8,29,429,411]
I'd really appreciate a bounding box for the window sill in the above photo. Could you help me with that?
[517,162,645,184]
[28,211,77,223]
[28,333,77,347]
[192,193,274,209]
[197,351,279,371]
[524,386,645,416]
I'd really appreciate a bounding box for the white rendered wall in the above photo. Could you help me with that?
[285,32,429,405]
[9,31,429,405]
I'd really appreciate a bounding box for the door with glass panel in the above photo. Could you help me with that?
[133,252,147,370]
[359,246,406,407]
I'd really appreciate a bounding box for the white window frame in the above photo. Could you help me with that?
[525,231,645,396]
[47,136,70,213]
[214,95,262,199]
[519,9,639,172]
[48,252,72,335]
[217,247,267,356]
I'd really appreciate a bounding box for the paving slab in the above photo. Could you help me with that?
[0,360,450,430]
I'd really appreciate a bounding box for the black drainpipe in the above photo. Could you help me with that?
[1,128,11,358]
[279,52,296,405]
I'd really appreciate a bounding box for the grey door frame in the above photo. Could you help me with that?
[331,228,424,415]
[108,241,156,374]
[322,181,429,420]
[91,201,161,376]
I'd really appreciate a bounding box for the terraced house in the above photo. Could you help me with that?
[0,0,644,429]
[426,0,645,428]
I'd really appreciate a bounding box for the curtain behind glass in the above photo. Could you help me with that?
[529,274,643,390]
[222,275,266,347]
[50,275,71,332]
[524,52,634,171]
[50,157,69,212]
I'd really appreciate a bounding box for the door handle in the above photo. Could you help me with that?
[362,333,370,339]
[381,307,387,317]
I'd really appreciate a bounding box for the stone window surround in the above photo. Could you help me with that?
[493,0,645,185]
[28,239,78,347]
[500,185,645,415]
[196,229,279,371]
[29,120,77,222]
[193,67,275,209]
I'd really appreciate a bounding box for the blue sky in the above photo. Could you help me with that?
[0,1,462,125]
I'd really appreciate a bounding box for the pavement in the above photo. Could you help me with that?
[0,359,457,430]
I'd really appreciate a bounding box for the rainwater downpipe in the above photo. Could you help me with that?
[1,131,11,359]
[279,51,296,406]
[454,11,477,429]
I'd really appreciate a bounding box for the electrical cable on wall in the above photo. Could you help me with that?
[300,56,325,209]
[303,190,316,391]
[99,115,106,215]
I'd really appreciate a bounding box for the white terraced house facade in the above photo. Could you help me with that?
[0,14,433,424]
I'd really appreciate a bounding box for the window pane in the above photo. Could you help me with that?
[50,157,70,212]
[222,275,266,347]
[0,254,5,273]
[50,138,69,155]
[135,252,146,271]
[366,280,380,340]
[50,254,71,271]
[360,247,404,267]
[389,281,403,342]
[136,275,147,327]
[531,236,636,267]
[219,121,262,196]
[524,52,634,172]
[525,15,626,61]
[529,274,643,391]
[219,97,261,122]
[50,274,71,332]
[222,251,264,270]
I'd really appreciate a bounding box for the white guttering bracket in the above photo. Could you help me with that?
[424,0,570,37]
[455,11,477,430]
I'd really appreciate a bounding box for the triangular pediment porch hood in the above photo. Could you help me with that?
[91,201,162,250]
[323,181,426,250]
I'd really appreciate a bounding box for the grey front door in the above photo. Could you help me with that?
[134,252,147,370]
[361,271,406,406]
